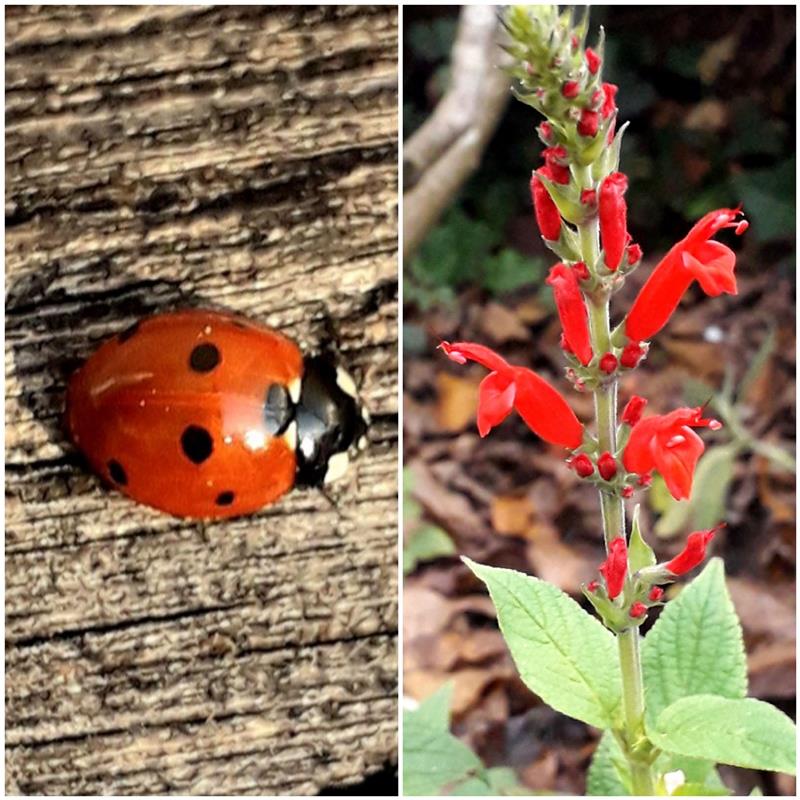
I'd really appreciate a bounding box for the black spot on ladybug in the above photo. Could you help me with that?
[118,321,140,343]
[189,343,220,373]
[216,490,235,506]
[264,383,293,435]
[108,459,128,485]
[181,425,213,464]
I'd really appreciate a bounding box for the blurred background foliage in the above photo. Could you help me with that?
[404,5,795,315]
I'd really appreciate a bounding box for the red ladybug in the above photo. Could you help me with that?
[66,309,367,518]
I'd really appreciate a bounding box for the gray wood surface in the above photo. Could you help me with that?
[5,5,398,794]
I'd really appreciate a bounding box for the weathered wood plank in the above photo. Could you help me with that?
[5,4,398,794]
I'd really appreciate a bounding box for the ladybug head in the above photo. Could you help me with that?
[291,355,368,487]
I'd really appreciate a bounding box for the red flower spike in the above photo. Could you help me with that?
[572,261,590,281]
[439,341,584,448]
[546,263,593,366]
[599,353,618,374]
[630,602,648,619]
[580,189,597,206]
[622,486,634,498]
[601,83,618,119]
[587,580,599,593]
[586,47,601,74]
[562,80,580,99]
[578,109,599,137]
[623,407,720,500]
[599,537,627,600]
[648,586,665,602]
[530,168,562,241]
[627,243,643,265]
[666,525,723,575]
[598,451,618,480]
[626,208,744,342]
[570,453,594,478]
[599,172,629,271]
[621,395,647,426]
[620,342,645,369]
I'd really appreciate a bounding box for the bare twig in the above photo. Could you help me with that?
[403,7,511,261]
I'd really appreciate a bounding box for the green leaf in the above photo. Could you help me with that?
[587,731,629,796]
[403,684,489,795]
[628,505,656,573]
[651,695,797,775]
[403,525,456,575]
[642,558,747,729]
[464,558,622,728]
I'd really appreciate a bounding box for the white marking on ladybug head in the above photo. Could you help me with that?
[324,451,350,484]
[282,421,297,451]
[288,377,301,404]
[244,429,267,451]
[335,366,358,399]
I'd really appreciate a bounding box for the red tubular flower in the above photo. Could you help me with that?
[578,109,599,137]
[599,172,629,270]
[597,451,617,480]
[546,263,593,366]
[586,47,601,74]
[666,525,723,575]
[530,167,562,241]
[630,602,647,619]
[570,453,594,477]
[626,208,745,342]
[648,586,665,602]
[438,341,584,448]
[622,407,722,500]
[621,395,647,426]
[599,537,627,600]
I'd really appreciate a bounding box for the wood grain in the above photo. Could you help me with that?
[5,5,398,794]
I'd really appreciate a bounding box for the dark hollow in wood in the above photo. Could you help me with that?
[6,5,398,795]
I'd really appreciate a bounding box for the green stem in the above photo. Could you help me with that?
[575,163,655,796]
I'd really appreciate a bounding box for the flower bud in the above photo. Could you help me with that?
[578,109,599,138]
[621,395,647,426]
[598,451,618,480]
[562,80,580,99]
[570,453,595,478]
[586,47,601,75]
[599,353,618,374]
[621,485,634,498]
[531,167,562,241]
[599,537,627,600]
[538,121,554,144]
[630,602,647,619]
[637,472,653,488]
[542,146,570,185]
[587,580,599,592]
[601,83,618,118]
[599,172,629,271]
[572,261,590,281]
[580,189,597,206]
[648,586,665,602]
[620,342,645,368]
[627,243,643,265]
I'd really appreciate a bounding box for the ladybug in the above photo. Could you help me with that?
[66,309,368,519]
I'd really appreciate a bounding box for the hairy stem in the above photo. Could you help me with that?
[575,163,655,795]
